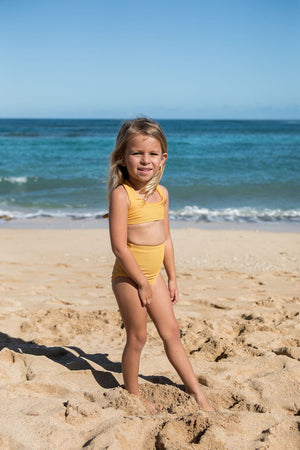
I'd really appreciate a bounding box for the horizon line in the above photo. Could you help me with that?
[1,117,299,121]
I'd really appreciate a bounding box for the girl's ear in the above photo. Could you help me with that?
[160,153,168,167]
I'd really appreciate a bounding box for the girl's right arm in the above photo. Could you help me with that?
[109,186,152,306]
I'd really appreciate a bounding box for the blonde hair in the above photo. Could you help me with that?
[107,117,167,201]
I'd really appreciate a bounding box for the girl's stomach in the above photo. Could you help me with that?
[127,220,165,246]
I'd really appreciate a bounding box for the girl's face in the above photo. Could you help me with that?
[123,134,167,189]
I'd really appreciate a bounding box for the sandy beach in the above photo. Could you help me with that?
[0,226,299,449]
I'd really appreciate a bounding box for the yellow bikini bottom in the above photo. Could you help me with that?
[112,242,165,286]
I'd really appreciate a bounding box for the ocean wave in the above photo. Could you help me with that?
[0,176,98,194]
[0,209,107,221]
[169,206,300,223]
[1,206,300,223]
[0,176,31,184]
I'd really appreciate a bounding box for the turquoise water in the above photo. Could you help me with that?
[0,119,299,223]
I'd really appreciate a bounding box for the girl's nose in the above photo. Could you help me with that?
[141,154,150,164]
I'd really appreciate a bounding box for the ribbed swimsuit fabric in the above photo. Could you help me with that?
[111,182,165,285]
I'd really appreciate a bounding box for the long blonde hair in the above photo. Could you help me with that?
[107,117,167,201]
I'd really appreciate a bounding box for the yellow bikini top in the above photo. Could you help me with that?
[123,181,165,225]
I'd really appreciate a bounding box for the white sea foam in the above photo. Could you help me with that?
[1,176,29,184]
[1,206,300,223]
[169,206,300,223]
[0,209,107,221]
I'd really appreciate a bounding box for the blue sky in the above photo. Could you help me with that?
[1,0,299,119]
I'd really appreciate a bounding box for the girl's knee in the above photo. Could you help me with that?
[161,321,180,343]
[127,330,147,350]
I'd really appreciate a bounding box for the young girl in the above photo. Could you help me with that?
[108,117,214,413]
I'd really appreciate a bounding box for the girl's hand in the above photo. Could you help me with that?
[168,279,179,305]
[138,281,152,307]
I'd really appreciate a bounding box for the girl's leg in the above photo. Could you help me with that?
[147,274,215,411]
[112,277,147,396]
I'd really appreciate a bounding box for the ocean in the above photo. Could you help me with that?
[0,119,299,226]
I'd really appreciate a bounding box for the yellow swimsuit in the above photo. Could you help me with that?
[112,182,165,285]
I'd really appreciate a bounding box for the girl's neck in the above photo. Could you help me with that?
[127,178,147,193]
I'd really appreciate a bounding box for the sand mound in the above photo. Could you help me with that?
[1,305,299,449]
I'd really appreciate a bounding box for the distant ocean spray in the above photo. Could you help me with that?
[0,119,299,224]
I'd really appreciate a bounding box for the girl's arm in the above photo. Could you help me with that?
[161,186,179,304]
[109,185,152,306]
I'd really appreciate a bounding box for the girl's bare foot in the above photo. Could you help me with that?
[142,397,162,415]
[187,390,215,412]
[136,394,162,415]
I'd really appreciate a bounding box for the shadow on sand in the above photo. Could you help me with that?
[0,332,181,390]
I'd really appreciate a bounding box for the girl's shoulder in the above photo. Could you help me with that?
[111,184,130,203]
[158,184,168,192]
[157,184,169,202]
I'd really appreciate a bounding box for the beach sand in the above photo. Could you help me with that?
[0,227,299,449]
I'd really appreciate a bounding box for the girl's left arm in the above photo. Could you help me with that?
[162,186,179,304]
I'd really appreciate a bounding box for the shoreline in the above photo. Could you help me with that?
[1,217,300,232]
